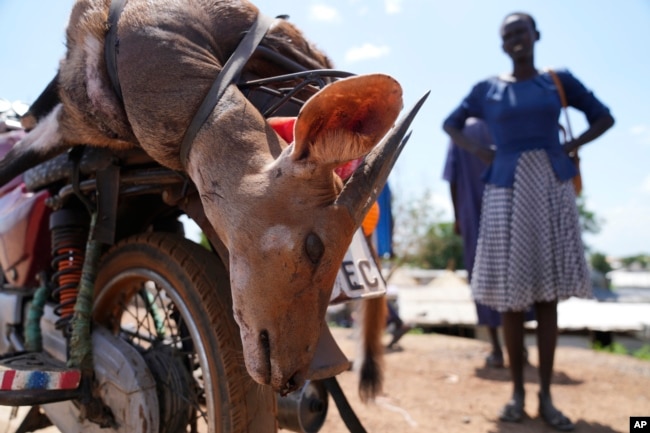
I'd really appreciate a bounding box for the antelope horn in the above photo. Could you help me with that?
[335,91,430,226]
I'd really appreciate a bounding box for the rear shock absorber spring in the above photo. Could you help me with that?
[50,209,89,330]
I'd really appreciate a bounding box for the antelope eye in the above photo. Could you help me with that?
[305,232,324,264]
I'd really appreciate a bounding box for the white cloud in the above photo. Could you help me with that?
[344,43,390,62]
[630,125,647,136]
[309,4,341,23]
[384,0,403,14]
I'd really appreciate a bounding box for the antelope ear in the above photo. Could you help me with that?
[267,117,296,143]
[291,74,403,166]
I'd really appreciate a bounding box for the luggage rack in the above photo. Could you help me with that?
[240,69,356,118]
[0,352,81,406]
[239,48,355,118]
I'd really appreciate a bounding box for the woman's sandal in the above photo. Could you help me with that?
[499,400,525,423]
[485,352,504,368]
[539,393,575,431]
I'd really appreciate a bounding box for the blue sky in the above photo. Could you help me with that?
[1,0,648,258]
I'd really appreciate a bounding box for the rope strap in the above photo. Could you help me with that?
[105,0,127,103]
[180,13,276,168]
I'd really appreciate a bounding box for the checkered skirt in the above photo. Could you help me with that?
[471,150,592,312]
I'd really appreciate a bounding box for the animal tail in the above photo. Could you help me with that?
[0,104,67,187]
[357,295,387,403]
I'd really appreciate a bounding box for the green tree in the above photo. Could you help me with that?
[391,188,463,269]
[419,222,464,270]
[391,188,440,265]
[198,232,212,250]
[620,254,650,269]
[576,195,604,253]
[391,190,610,270]
[590,252,612,275]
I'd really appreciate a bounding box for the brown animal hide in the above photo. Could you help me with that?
[0,0,423,396]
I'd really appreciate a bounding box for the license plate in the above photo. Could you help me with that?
[329,229,387,304]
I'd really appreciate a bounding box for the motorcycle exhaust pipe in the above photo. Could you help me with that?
[276,380,328,433]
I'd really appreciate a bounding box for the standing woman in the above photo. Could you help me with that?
[442,12,614,431]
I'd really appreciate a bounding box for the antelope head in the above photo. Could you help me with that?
[187,74,426,394]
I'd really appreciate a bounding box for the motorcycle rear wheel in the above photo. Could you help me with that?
[93,232,276,433]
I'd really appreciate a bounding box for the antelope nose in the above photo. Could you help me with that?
[259,330,272,384]
[279,371,303,396]
[259,329,306,394]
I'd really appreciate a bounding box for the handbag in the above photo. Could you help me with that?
[547,68,582,195]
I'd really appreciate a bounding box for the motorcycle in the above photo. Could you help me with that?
[0,70,393,433]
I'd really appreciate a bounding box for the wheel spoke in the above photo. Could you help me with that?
[115,281,209,428]
[91,234,275,432]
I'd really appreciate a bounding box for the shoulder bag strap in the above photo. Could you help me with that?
[547,68,582,194]
[546,68,574,141]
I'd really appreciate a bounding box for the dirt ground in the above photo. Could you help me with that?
[1,327,648,433]
[320,327,650,433]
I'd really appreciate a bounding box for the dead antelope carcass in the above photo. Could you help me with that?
[0,0,426,396]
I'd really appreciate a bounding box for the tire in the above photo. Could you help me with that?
[93,232,277,433]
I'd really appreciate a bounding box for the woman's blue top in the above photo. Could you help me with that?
[443,69,611,187]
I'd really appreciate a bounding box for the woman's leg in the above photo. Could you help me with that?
[535,301,574,430]
[488,325,504,356]
[476,304,504,367]
[535,301,557,396]
[485,325,505,367]
[503,311,525,396]
[500,310,526,421]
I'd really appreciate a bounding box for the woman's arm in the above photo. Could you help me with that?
[560,70,615,155]
[443,123,495,165]
[563,112,615,155]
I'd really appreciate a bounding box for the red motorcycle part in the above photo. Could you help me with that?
[0,184,51,287]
